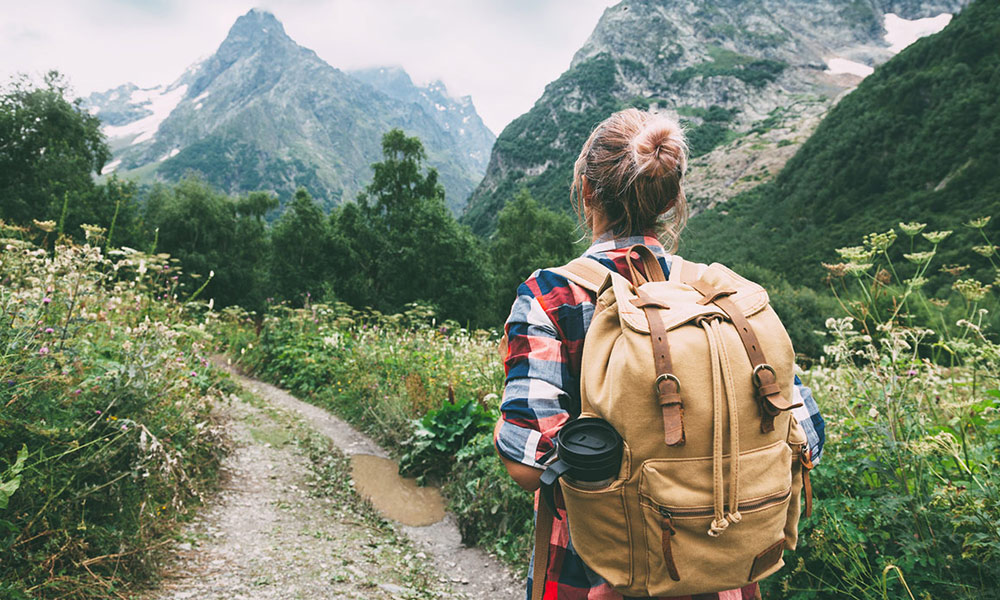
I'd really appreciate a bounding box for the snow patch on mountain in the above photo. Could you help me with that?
[884,13,952,53]
[102,84,188,145]
[825,58,875,77]
[100,158,122,175]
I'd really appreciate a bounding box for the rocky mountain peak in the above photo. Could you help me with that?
[213,9,296,66]
[226,9,289,44]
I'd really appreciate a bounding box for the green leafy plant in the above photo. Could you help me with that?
[399,396,493,484]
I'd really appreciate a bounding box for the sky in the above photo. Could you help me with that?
[0,0,617,134]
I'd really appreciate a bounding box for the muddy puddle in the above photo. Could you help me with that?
[349,454,446,526]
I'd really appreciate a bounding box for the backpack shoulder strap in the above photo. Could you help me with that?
[548,257,611,293]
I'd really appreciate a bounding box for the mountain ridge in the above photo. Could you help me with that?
[462,0,967,234]
[86,9,495,213]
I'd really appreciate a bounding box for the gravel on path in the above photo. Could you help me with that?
[142,361,522,599]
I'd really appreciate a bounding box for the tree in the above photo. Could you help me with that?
[270,188,331,305]
[490,189,579,323]
[144,177,270,309]
[335,129,490,324]
[0,72,109,227]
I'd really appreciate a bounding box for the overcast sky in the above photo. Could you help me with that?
[0,0,617,134]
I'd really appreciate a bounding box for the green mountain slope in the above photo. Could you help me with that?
[462,0,967,235]
[681,0,999,289]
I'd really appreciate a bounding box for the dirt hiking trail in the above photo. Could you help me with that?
[142,362,520,600]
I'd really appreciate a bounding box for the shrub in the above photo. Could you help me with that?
[0,223,231,598]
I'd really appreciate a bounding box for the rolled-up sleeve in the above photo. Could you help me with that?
[495,278,572,469]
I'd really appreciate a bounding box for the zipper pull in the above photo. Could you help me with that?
[658,507,680,581]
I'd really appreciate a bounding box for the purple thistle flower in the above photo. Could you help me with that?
[42,297,52,304]
[45,327,54,334]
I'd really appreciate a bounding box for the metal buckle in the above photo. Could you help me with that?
[655,373,681,394]
[752,364,776,387]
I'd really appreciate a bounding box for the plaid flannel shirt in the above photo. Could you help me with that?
[496,235,825,600]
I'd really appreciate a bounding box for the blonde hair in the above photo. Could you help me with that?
[571,108,688,251]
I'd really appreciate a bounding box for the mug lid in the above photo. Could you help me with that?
[559,418,622,463]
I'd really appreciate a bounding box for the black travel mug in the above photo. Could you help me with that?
[539,418,623,519]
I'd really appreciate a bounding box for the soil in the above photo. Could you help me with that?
[141,362,521,600]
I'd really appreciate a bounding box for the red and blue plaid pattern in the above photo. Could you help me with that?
[496,235,825,600]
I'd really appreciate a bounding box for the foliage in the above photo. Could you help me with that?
[0,73,146,246]
[269,188,330,305]
[0,225,230,598]
[681,105,739,158]
[334,129,491,324]
[765,226,1000,600]
[462,53,625,235]
[443,433,534,570]
[399,396,493,484]
[144,176,274,311]
[489,189,579,323]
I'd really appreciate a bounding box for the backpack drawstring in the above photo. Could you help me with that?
[702,318,741,537]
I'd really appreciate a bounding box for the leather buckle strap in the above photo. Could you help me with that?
[644,304,684,446]
[800,447,814,518]
[752,364,802,433]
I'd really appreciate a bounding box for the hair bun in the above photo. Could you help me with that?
[632,118,687,178]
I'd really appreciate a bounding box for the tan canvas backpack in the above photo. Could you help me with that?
[532,245,813,599]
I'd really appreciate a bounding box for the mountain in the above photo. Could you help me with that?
[85,10,495,213]
[462,0,967,234]
[681,0,999,287]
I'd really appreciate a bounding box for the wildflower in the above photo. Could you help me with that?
[42,297,51,304]
[898,222,927,237]
[966,216,991,229]
[922,230,952,245]
[843,262,873,276]
[835,246,875,264]
[940,264,969,277]
[32,219,56,233]
[904,251,934,265]
[864,230,897,252]
[869,407,879,418]
[190,371,198,377]
[905,276,928,288]
[80,224,107,241]
[44,327,54,333]
[74,389,82,395]
[38,346,49,355]
[907,369,918,376]
[822,263,849,277]
[95,409,101,414]
[952,278,991,302]
[972,245,998,258]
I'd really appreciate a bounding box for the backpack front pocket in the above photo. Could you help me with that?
[638,440,793,596]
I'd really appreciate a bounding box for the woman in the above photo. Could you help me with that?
[493,108,824,600]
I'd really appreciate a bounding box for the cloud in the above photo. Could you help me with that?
[0,0,615,133]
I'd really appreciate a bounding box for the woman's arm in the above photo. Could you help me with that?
[494,417,543,491]
[493,273,574,493]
